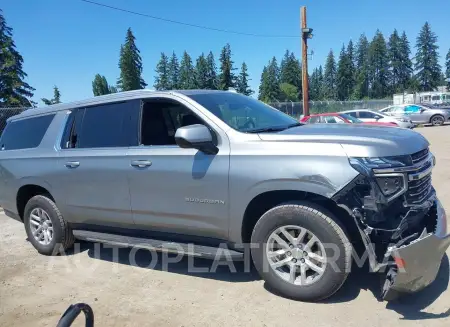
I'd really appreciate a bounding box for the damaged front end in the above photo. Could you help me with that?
[333,147,450,300]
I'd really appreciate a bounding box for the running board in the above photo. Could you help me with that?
[73,230,244,260]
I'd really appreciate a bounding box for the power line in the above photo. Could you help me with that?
[79,0,300,38]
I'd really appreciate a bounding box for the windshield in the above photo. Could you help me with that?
[338,113,362,123]
[187,92,298,132]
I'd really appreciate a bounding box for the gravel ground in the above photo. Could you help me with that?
[1,125,450,327]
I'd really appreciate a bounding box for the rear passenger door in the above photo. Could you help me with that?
[56,101,138,228]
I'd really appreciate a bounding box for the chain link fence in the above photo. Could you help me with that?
[0,107,28,134]
[270,100,394,119]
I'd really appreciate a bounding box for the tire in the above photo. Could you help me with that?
[430,114,445,126]
[23,195,75,255]
[251,201,352,302]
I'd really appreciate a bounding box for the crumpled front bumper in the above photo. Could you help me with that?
[382,198,450,300]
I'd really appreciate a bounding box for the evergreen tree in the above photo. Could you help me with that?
[336,44,353,100]
[167,52,179,90]
[398,31,413,92]
[0,9,35,106]
[236,62,253,95]
[258,57,280,102]
[388,29,402,93]
[154,52,170,90]
[195,53,208,89]
[446,48,450,91]
[368,30,390,98]
[205,51,217,89]
[323,50,337,100]
[218,43,236,90]
[258,66,268,101]
[41,86,61,105]
[353,34,370,99]
[117,28,146,91]
[179,51,196,89]
[415,22,441,91]
[309,66,324,100]
[346,40,356,95]
[280,51,302,100]
[92,74,115,96]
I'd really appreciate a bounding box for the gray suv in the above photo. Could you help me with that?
[0,90,449,302]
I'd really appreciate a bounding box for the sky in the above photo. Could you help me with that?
[2,0,450,105]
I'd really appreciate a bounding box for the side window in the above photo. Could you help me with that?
[60,101,138,149]
[323,116,338,123]
[308,116,319,123]
[1,114,55,150]
[346,112,358,118]
[358,111,375,119]
[140,99,208,146]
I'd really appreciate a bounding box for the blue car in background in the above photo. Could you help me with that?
[380,104,450,126]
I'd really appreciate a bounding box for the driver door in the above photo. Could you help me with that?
[127,97,231,240]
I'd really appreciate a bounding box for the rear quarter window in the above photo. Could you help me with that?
[0,114,55,150]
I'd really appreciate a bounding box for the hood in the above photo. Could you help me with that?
[258,123,429,158]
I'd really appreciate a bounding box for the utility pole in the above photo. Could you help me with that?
[301,6,313,116]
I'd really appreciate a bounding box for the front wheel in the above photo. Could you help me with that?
[251,202,352,302]
[430,114,445,126]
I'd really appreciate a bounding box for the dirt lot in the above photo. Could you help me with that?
[1,126,450,327]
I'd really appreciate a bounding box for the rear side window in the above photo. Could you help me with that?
[61,101,139,149]
[1,114,55,150]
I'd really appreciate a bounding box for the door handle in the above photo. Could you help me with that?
[65,161,80,168]
[131,160,152,168]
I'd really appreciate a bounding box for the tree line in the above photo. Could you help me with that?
[1,7,450,107]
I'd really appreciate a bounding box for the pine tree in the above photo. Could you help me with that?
[388,29,402,93]
[258,57,280,102]
[309,66,324,100]
[368,30,390,98]
[446,48,450,91]
[353,34,370,99]
[399,31,413,92]
[41,86,61,105]
[279,51,302,101]
[415,22,441,91]
[117,28,146,91]
[167,52,179,90]
[205,51,217,89]
[346,40,355,96]
[179,51,196,89]
[218,43,236,90]
[92,74,115,96]
[336,44,353,100]
[236,62,253,95]
[195,53,208,89]
[154,52,170,90]
[0,9,35,106]
[323,50,337,100]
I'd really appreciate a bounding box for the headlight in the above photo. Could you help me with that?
[349,156,410,201]
[350,156,412,172]
[375,175,405,196]
[399,118,409,122]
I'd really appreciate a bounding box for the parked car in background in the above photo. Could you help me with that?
[379,104,450,126]
[300,112,398,127]
[341,109,413,129]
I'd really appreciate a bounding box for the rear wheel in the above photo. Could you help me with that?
[23,195,75,255]
[251,202,352,302]
[430,114,445,126]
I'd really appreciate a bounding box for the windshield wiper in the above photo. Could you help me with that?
[246,122,303,133]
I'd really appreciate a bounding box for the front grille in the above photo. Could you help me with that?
[411,148,429,164]
[405,148,433,205]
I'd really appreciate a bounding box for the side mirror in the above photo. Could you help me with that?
[175,124,218,155]
[374,115,381,120]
